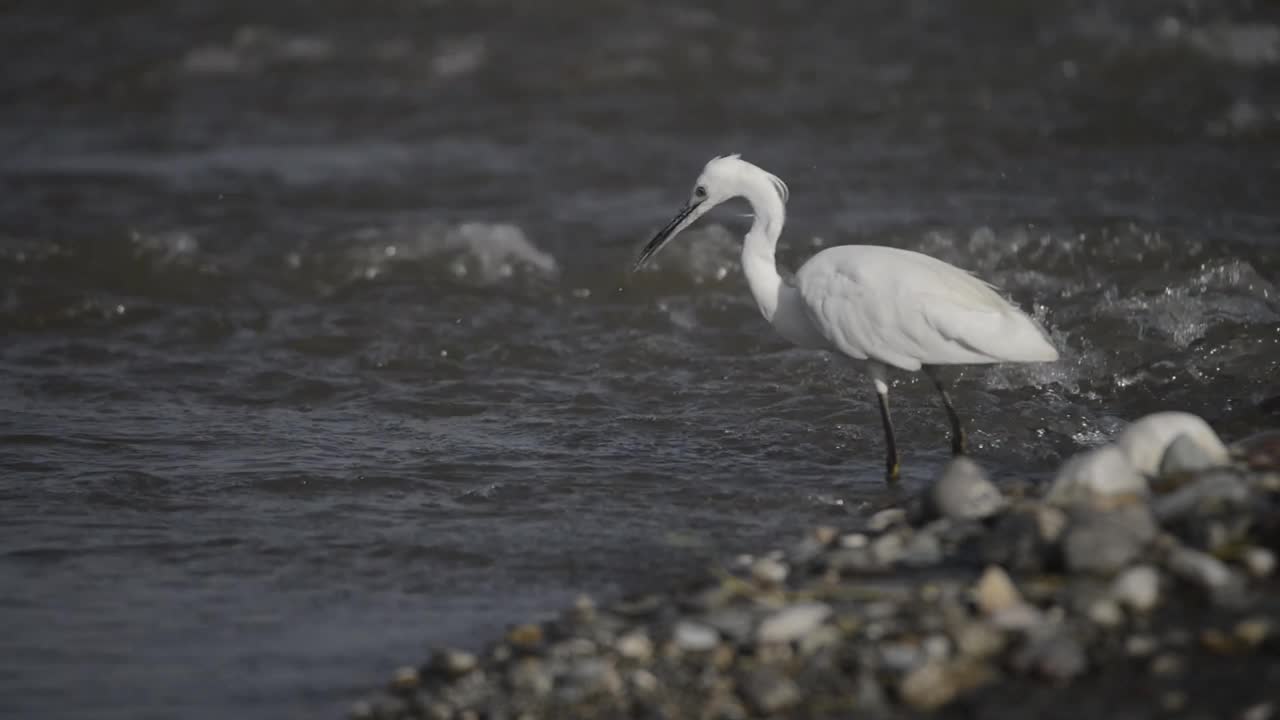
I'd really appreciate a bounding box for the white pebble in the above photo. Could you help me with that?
[757,602,831,644]
[1114,411,1227,477]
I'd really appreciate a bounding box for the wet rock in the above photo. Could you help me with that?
[1151,470,1250,523]
[389,665,419,692]
[757,603,831,645]
[927,456,1006,520]
[673,620,719,652]
[900,530,944,567]
[739,667,801,713]
[1111,565,1160,613]
[951,620,1006,659]
[870,531,907,566]
[1047,444,1146,509]
[1160,432,1228,477]
[1114,411,1228,477]
[558,658,623,703]
[1063,508,1153,576]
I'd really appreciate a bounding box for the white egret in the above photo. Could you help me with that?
[632,155,1059,482]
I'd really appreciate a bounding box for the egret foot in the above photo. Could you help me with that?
[925,365,967,456]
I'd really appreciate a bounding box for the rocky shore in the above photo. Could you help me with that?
[353,412,1280,720]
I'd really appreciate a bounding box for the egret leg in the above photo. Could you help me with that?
[924,365,966,456]
[870,364,900,482]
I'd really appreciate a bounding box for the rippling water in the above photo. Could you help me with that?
[2,1,1279,718]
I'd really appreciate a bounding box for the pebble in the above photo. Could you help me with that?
[673,621,719,652]
[1150,652,1185,676]
[870,531,906,566]
[507,623,544,652]
[508,658,552,698]
[979,509,1048,573]
[750,557,789,585]
[1242,703,1275,720]
[389,665,419,691]
[1063,510,1149,575]
[1125,634,1158,657]
[1243,546,1276,578]
[973,565,1023,615]
[740,668,800,713]
[430,648,478,678]
[898,660,958,711]
[1235,617,1271,647]
[704,607,756,646]
[757,603,831,644]
[1234,429,1280,470]
[1047,444,1147,509]
[867,508,907,532]
[1111,565,1160,613]
[927,456,1006,520]
[1114,411,1228,477]
[615,632,653,662]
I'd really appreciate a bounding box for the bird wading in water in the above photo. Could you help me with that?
[632,155,1059,482]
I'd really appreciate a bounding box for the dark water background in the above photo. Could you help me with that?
[2,1,1278,718]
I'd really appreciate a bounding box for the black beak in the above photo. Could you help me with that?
[632,200,702,272]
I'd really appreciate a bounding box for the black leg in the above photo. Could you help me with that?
[924,365,966,456]
[876,388,901,482]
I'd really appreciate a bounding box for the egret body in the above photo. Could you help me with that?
[632,155,1059,481]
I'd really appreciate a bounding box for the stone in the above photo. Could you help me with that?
[508,658,552,699]
[867,507,907,532]
[1064,509,1146,571]
[1233,429,1280,470]
[951,620,1006,659]
[704,607,757,646]
[1166,546,1245,605]
[757,602,831,644]
[750,557,789,585]
[1151,470,1249,523]
[1014,628,1088,681]
[389,666,419,692]
[615,632,653,662]
[1114,411,1227,477]
[1244,546,1277,578]
[1087,598,1124,627]
[1159,432,1228,477]
[559,658,623,702]
[898,660,958,711]
[1111,565,1160,613]
[506,623,543,652]
[1046,444,1147,509]
[1235,617,1271,647]
[870,531,907,566]
[673,621,719,652]
[430,648,478,677]
[973,565,1022,615]
[739,668,800,713]
[979,509,1049,573]
[900,531,944,567]
[927,456,1006,520]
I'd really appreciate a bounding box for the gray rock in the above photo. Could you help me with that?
[979,509,1050,573]
[1047,444,1147,509]
[704,607,757,646]
[557,658,623,703]
[867,507,907,532]
[900,530,944,567]
[1014,628,1088,681]
[1165,546,1246,606]
[1063,509,1152,575]
[1151,470,1249,523]
[757,602,831,644]
[673,620,719,652]
[1159,432,1228,477]
[870,531,907,566]
[927,456,1006,520]
[1114,411,1228,478]
[740,667,801,713]
[897,660,958,711]
[1111,565,1160,613]
[508,658,552,699]
[879,641,924,672]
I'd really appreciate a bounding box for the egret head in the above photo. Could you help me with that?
[632,154,789,271]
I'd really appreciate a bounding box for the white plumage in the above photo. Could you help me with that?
[633,154,1059,481]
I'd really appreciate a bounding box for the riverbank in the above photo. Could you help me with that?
[353,413,1280,720]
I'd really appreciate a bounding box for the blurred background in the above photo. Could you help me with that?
[1,1,1278,718]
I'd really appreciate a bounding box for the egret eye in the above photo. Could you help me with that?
[694,186,707,199]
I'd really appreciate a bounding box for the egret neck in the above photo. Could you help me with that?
[739,171,786,323]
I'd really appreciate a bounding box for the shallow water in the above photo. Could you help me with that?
[2,1,1278,718]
